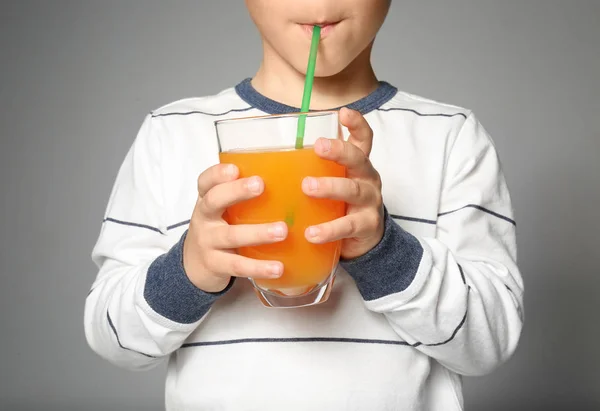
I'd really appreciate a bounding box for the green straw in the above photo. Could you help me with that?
[295,25,321,149]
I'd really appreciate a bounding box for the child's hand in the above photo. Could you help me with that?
[302,107,384,260]
[183,165,287,293]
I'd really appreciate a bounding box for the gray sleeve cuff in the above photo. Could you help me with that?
[144,231,234,324]
[340,208,423,301]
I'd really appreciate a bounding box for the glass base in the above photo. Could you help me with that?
[251,270,337,308]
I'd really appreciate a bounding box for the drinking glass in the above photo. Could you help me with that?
[215,111,345,308]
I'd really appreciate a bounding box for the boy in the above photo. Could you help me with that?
[85,0,524,409]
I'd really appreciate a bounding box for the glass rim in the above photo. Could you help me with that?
[214,109,338,127]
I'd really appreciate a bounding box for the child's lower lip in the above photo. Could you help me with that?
[301,23,339,39]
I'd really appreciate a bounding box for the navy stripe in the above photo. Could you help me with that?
[106,311,156,358]
[377,107,467,119]
[418,266,471,347]
[438,204,516,226]
[506,284,519,300]
[151,106,254,118]
[167,219,191,230]
[103,218,191,233]
[389,214,437,225]
[414,287,470,348]
[458,264,466,284]
[422,310,469,347]
[181,337,411,348]
[180,323,472,349]
[103,217,163,234]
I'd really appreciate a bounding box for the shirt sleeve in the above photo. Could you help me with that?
[341,112,524,376]
[84,115,230,371]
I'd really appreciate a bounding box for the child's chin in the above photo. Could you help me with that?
[313,64,350,78]
[290,56,350,78]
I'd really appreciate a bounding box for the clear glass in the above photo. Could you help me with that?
[215,111,346,308]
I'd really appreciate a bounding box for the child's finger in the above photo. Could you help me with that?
[199,176,264,219]
[304,210,381,244]
[197,163,239,197]
[339,107,373,156]
[211,222,288,249]
[314,137,378,180]
[212,252,283,280]
[302,176,381,206]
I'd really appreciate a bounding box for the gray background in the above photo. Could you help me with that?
[1,0,598,410]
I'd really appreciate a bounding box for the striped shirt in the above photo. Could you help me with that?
[85,79,524,410]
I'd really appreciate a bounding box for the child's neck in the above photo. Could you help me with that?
[252,43,379,110]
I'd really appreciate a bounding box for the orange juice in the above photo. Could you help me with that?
[220,147,345,294]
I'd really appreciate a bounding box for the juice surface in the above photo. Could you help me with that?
[219,147,345,292]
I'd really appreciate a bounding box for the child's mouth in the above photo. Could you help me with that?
[300,22,340,39]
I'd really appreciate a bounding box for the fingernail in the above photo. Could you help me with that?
[267,263,283,277]
[246,177,262,194]
[320,138,331,153]
[268,223,286,240]
[303,177,318,192]
[224,164,237,177]
[306,226,320,239]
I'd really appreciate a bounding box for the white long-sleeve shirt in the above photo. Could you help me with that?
[85,79,524,410]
